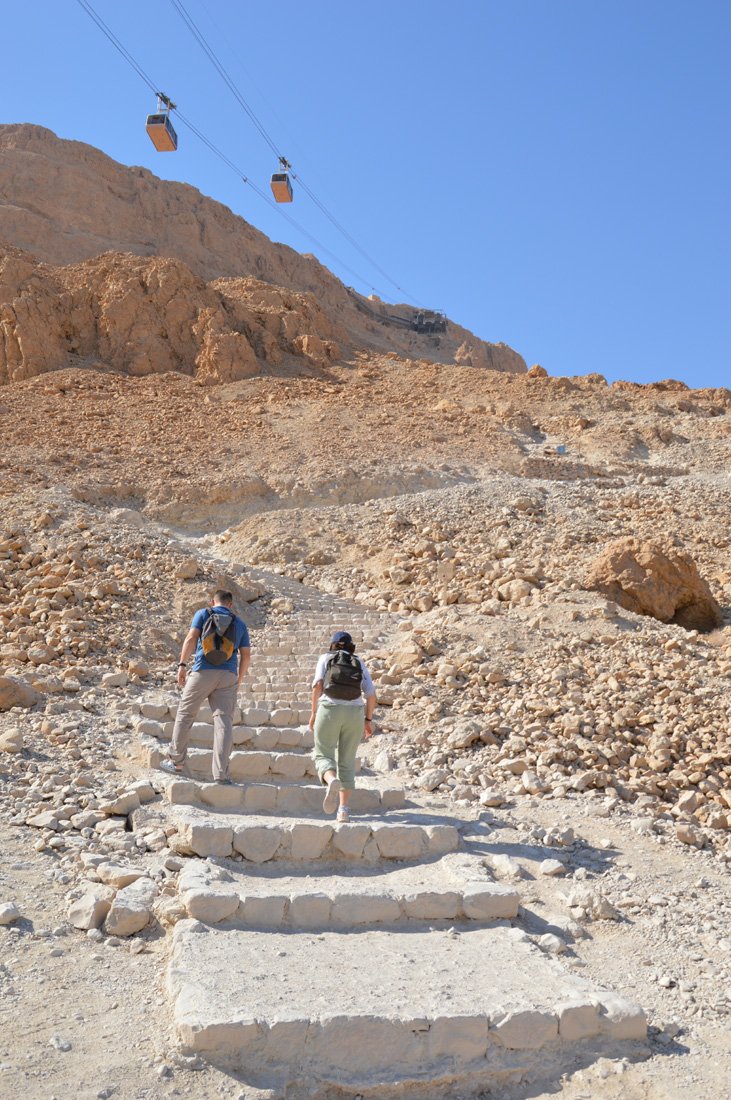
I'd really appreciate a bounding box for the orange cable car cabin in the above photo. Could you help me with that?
[146,112,178,152]
[270,172,293,202]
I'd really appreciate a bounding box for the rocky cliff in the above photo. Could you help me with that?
[0,124,525,381]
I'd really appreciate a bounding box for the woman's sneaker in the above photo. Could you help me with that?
[323,778,342,813]
[336,806,350,824]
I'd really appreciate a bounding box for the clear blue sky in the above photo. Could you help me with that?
[3,1,729,387]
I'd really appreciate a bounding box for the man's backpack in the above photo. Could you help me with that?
[200,609,238,666]
[323,650,363,700]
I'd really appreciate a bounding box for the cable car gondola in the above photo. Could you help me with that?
[146,93,178,152]
[270,156,293,202]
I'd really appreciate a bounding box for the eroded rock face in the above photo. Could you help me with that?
[0,124,527,378]
[584,538,723,632]
[0,247,346,385]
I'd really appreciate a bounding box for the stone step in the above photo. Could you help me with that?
[142,744,314,781]
[177,854,520,927]
[141,720,313,751]
[161,775,404,816]
[167,806,460,861]
[147,745,352,782]
[238,681,311,690]
[169,922,646,1090]
[139,704,312,729]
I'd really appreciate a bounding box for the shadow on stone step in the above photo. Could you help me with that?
[208,850,460,882]
[192,1034,653,1100]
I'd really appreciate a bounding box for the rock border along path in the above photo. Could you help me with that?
[129,566,647,1095]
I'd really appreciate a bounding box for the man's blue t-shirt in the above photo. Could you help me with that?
[191,606,250,673]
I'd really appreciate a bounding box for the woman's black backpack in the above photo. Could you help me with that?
[323,651,363,700]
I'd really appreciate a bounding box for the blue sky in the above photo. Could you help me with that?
[3,1,729,388]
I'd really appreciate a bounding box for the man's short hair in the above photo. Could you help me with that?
[213,589,234,605]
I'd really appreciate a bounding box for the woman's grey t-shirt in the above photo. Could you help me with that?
[312,652,375,706]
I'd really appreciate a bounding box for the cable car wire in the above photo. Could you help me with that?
[73,0,392,296]
[74,0,159,97]
[292,173,421,305]
[169,0,283,161]
[173,109,385,291]
[167,0,423,306]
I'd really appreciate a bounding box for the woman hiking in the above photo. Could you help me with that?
[309,630,377,823]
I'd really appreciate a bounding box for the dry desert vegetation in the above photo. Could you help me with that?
[0,124,730,1100]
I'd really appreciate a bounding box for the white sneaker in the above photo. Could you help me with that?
[323,778,342,813]
[336,806,350,824]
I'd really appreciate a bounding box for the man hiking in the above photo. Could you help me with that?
[160,589,250,784]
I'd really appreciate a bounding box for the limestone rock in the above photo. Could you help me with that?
[154,895,189,929]
[564,885,621,922]
[0,729,23,752]
[174,558,199,581]
[584,538,722,632]
[26,810,59,829]
[676,823,703,847]
[101,671,128,688]
[0,902,21,925]
[540,859,566,876]
[182,889,240,924]
[104,877,158,936]
[97,790,141,816]
[0,676,41,711]
[96,863,149,888]
[67,888,114,930]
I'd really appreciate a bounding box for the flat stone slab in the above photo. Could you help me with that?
[169,922,646,1089]
[169,806,460,862]
[177,854,520,927]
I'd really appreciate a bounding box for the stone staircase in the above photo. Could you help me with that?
[131,569,646,1096]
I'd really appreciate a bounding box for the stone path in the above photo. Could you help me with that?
[130,568,647,1095]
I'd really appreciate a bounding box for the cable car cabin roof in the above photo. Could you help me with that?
[270,173,293,203]
[146,114,178,152]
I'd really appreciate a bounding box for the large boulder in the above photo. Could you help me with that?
[585,538,723,632]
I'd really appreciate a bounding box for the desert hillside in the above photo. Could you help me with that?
[0,129,730,1100]
[0,125,524,377]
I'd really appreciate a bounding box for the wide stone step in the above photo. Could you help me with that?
[139,702,311,730]
[169,922,646,1090]
[177,855,520,927]
[169,807,460,861]
[162,777,404,816]
[149,745,351,782]
[141,720,313,751]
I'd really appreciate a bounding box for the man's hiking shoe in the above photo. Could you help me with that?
[159,758,186,776]
[214,777,233,786]
[336,806,350,824]
[323,778,342,813]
